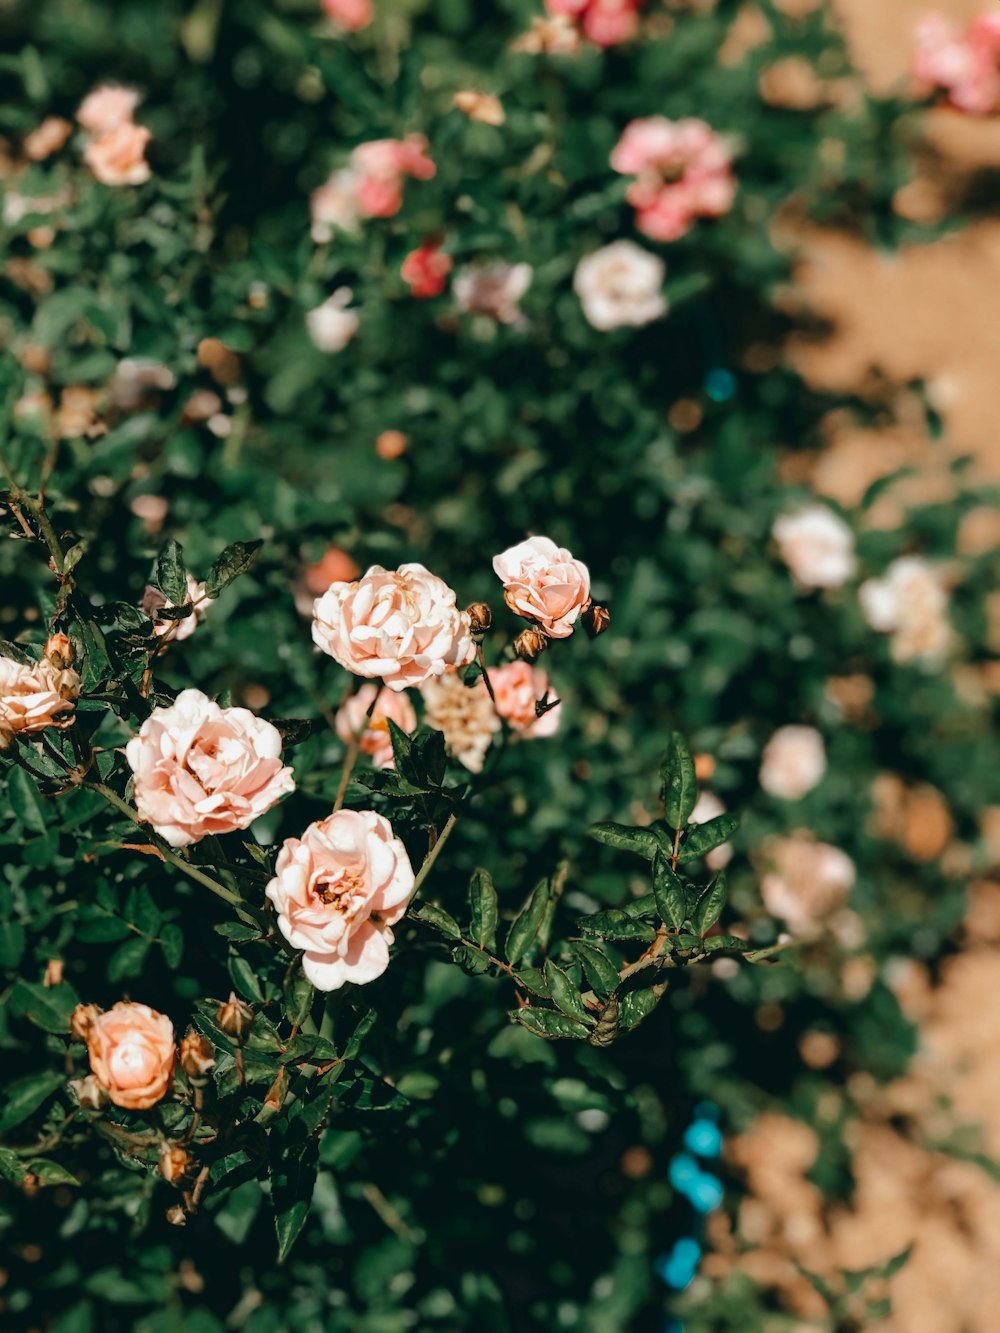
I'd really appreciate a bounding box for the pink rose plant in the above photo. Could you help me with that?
[83,122,152,186]
[492,536,591,639]
[913,13,1000,115]
[611,117,735,242]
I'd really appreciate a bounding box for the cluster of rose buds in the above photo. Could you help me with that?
[76,85,151,187]
[913,12,1000,115]
[610,117,735,243]
[544,0,642,48]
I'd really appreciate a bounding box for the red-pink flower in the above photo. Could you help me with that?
[611,117,735,242]
[487,661,561,738]
[401,242,453,298]
[352,135,436,219]
[321,0,373,31]
[913,13,1000,115]
[545,0,639,47]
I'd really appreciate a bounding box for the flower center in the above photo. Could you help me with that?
[314,867,366,908]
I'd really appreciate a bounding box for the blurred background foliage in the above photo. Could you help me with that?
[0,0,998,1328]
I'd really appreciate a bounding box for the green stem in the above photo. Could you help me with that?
[409,812,458,904]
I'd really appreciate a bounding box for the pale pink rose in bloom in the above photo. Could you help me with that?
[312,564,473,692]
[143,574,214,643]
[611,117,735,242]
[322,0,373,30]
[759,725,827,801]
[422,673,500,773]
[487,661,561,738]
[772,504,856,591]
[310,168,362,242]
[87,1002,176,1111]
[125,688,295,847]
[758,836,855,937]
[0,655,78,736]
[265,809,414,990]
[492,535,591,639]
[306,288,359,352]
[913,14,1000,115]
[453,262,533,325]
[689,790,732,870]
[351,135,436,218]
[581,0,639,46]
[859,556,952,665]
[573,240,666,331]
[84,122,152,186]
[335,683,417,769]
[76,85,141,135]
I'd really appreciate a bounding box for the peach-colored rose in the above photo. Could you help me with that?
[76,85,141,135]
[772,504,856,591]
[0,655,78,735]
[759,725,826,801]
[265,809,414,990]
[758,835,855,936]
[335,683,417,769]
[24,117,73,162]
[312,563,473,691]
[422,673,501,773]
[142,574,213,643]
[125,688,295,847]
[322,0,373,30]
[492,535,591,638]
[304,546,361,594]
[84,122,152,186]
[86,1001,176,1110]
[859,556,952,666]
[487,661,561,737]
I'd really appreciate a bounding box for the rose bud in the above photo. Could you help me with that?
[159,1141,195,1187]
[70,1002,102,1043]
[22,1172,41,1198]
[69,1074,106,1111]
[0,725,15,756]
[44,633,74,669]
[513,627,549,662]
[583,604,611,638]
[466,602,492,636]
[216,993,253,1045]
[179,1030,215,1083]
[165,1204,187,1227]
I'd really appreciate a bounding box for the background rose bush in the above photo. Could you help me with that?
[0,0,998,1329]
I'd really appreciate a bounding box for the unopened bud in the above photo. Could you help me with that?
[70,1003,102,1043]
[69,1074,106,1111]
[52,665,81,703]
[583,604,610,638]
[42,958,64,988]
[179,1030,215,1083]
[0,725,15,756]
[466,602,492,636]
[216,992,253,1045]
[165,1203,187,1227]
[22,1172,41,1198]
[263,1066,289,1114]
[159,1141,195,1187]
[44,633,73,669]
[513,627,548,662]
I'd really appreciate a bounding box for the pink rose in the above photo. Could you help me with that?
[913,14,1000,115]
[125,688,295,847]
[142,574,214,643]
[84,123,152,186]
[492,535,591,638]
[312,563,473,691]
[321,0,373,30]
[86,1001,176,1110]
[453,262,532,325]
[758,836,855,937]
[335,683,418,768]
[350,135,436,219]
[0,655,78,736]
[265,809,414,990]
[611,117,735,242]
[487,661,561,737]
[772,505,856,591]
[581,0,639,47]
[401,242,453,298]
[76,85,141,136]
[759,725,826,801]
[311,168,363,242]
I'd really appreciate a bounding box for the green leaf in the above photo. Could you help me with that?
[743,941,793,964]
[343,1006,376,1059]
[701,934,749,953]
[0,1070,65,1134]
[0,639,36,667]
[576,909,657,942]
[154,539,188,606]
[504,878,550,967]
[204,540,263,598]
[386,718,415,778]
[283,965,314,1028]
[8,767,48,832]
[107,936,150,983]
[213,921,265,942]
[413,903,462,940]
[229,952,264,1003]
[270,1138,318,1264]
[677,814,739,863]
[692,872,727,936]
[568,940,620,997]
[159,924,184,968]
[468,868,498,952]
[660,732,697,828]
[509,1008,591,1040]
[587,822,666,861]
[28,1158,79,1186]
[10,980,78,1034]
[0,920,26,968]
[651,854,688,931]
[544,960,594,1025]
[619,984,665,1032]
[0,1145,26,1183]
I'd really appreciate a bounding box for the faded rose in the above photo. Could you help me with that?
[492,535,591,638]
[453,262,532,325]
[335,683,418,769]
[859,556,952,666]
[487,661,561,737]
[306,288,359,353]
[312,564,473,691]
[84,122,152,186]
[422,673,501,773]
[0,655,78,736]
[87,1002,176,1111]
[125,688,295,847]
[758,836,856,936]
[759,725,827,801]
[574,240,666,331]
[76,85,140,135]
[352,135,436,218]
[265,809,414,990]
[772,504,856,591]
